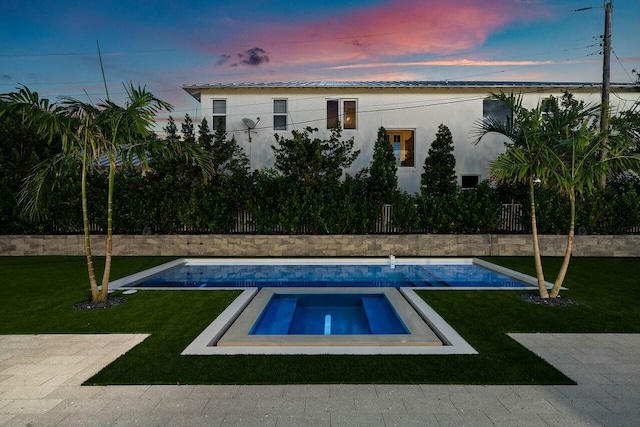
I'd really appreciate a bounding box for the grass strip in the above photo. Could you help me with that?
[0,256,637,385]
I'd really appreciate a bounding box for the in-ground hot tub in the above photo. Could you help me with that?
[250,292,409,335]
[182,287,478,355]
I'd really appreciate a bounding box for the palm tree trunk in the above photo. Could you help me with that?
[530,178,549,298]
[99,159,116,302]
[82,139,99,301]
[550,191,575,297]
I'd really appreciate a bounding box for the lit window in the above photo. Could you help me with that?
[343,100,356,129]
[483,99,512,128]
[273,99,287,130]
[212,99,226,132]
[461,175,480,189]
[327,99,357,130]
[387,130,414,167]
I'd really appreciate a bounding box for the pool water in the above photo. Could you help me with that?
[249,293,410,335]
[124,262,528,289]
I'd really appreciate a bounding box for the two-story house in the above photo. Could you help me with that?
[183,81,639,194]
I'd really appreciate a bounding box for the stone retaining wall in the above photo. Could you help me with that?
[1,234,638,257]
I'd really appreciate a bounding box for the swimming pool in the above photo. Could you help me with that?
[110,257,542,290]
[110,257,542,355]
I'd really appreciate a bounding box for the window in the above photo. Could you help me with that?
[273,99,287,130]
[327,100,339,129]
[461,175,480,189]
[387,130,415,167]
[327,99,357,129]
[343,100,356,129]
[483,99,512,128]
[212,99,226,131]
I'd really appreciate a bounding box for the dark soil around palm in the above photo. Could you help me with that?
[73,296,127,310]
[518,293,582,307]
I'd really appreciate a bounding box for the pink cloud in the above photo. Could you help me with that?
[212,0,549,67]
[325,59,553,70]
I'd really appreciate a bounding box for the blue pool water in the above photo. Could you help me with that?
[250,293,409,335]
[125,262,528,289]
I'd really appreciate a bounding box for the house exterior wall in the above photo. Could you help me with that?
[191,84,637,194]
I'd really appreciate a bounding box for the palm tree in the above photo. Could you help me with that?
[477,93,640,299]
[0,87,104,297]
[474,93,552,298]
[1,84,214,302]
[91,84,175,301]
[544,102,640,297]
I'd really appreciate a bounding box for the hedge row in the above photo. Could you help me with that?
[2,167,639,235]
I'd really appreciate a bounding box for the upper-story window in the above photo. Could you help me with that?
[212,99,226,132]
[327,99,357,130]
[483,99,512,128]
[343,100,356,129]
[327,100,339,129]
[273,99,287,130]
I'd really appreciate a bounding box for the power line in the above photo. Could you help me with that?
[0,45,617,120]
[166,48,609,117]
[611,48,635,83]
[0,38,600,89]
[218,85,610,135]
[0,49,179,59]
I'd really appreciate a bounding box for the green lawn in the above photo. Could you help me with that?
[0,256,637,385]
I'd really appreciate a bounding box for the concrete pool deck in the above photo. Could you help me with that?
[1,334,639,426]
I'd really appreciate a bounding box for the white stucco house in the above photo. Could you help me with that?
[183,81,639,194]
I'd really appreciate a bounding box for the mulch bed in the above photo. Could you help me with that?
[518,293,582,307]
[73,296,127,310]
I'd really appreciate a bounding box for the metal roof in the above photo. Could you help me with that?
[182,80,638,101]
[96,152,148,169]
[184,80,609,89]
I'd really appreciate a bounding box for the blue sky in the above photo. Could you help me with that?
[1,0,638,120]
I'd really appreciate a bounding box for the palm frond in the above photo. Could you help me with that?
[18,155,78,221]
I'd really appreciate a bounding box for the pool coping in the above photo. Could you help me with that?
[109,257,552,291]
[181,287,478,355]
[217,287,443,347]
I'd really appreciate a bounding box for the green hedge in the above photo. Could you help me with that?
[1,166,639,235]
[502,175,640,234]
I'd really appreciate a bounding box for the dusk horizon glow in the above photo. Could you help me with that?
[1,0,638,121]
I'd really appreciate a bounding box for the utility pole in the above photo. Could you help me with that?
[599,1,612,188]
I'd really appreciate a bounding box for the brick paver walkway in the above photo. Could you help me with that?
[1,333,639,426]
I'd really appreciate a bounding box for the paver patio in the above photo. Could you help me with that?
[0,333,638,426]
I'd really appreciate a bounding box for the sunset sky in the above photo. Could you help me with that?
[1,0,638,120]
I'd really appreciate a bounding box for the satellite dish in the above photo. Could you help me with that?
[242,117,260,142]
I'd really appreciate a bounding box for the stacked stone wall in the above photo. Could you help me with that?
[1,235,637,257]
